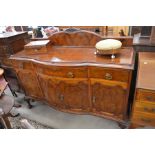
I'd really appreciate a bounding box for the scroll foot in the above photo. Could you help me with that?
[118,122,127,129]
[24,97,33,109]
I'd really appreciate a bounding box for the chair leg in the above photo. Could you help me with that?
[12,91,18,97]
[6,84,18,97]
[27,101,33,109]
[2,117,12,129]
[8,113,20,117]
[0,118,6,128]
[24,97,33,109]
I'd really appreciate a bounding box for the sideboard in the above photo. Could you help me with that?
[0,32,29,95]
[10,30,135,127]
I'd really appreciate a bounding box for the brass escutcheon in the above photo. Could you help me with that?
[105,73,112,80]
[67,72,74,78]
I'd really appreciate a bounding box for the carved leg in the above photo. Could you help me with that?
[24,97,33,109]
[12,91,18,97]
[118,122,128,129]
[31,99,35,102]
[7,85,18,97]
[27,100,33,109]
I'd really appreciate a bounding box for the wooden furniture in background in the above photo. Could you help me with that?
[133,36,155,52]
[133,27,155,52]
[131,27,155,109]
[130,52,155,128]
[131,26,152,36]
[150,26,155,43]
[10,30,135,127]
[58,26,130,36]
[0,32,29,95]
[108,26,129,36]
[58,26,108,36]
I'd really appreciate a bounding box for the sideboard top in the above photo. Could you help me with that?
[137,52,155,90]
[10,30,135,70]
[10,46,135,69]
[0,31,27,39]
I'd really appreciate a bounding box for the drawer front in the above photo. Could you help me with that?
[134,101,155,114]
[132,111,155,126]
[89,67,129,82]
[35,65,88,78]
[11,59,34,70]
[136,89,155,103]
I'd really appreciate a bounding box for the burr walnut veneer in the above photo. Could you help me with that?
[10,31,135,126]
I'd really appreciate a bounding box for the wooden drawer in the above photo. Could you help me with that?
[132,111,155,126]
[136,89,155,103]
[134,101,155,114]
[35,65,88,78]
[11,59,34,70]
[89,67,129,82]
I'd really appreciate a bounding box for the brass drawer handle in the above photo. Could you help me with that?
[141,118,151,123]
[67,72,74,78]
[59,94,64,101]
[105,73,112,80]
[146,96,154,102]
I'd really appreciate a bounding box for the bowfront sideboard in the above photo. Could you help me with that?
[9,30,135,127]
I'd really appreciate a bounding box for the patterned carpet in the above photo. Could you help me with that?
[9,115,51,129]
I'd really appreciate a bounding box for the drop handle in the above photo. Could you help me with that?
[67,72,74,78]
[105,73,112,80]
[59,94,64,101]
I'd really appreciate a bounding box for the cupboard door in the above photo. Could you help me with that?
[62,78,89,112]
[91,79,127,119]
[38,74,89,111]
[38,74,65,108]
[16,69,43,99]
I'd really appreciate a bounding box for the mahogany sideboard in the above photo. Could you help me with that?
[130,52,155,128]
[10,30,135,127]
[0,32,29,95]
